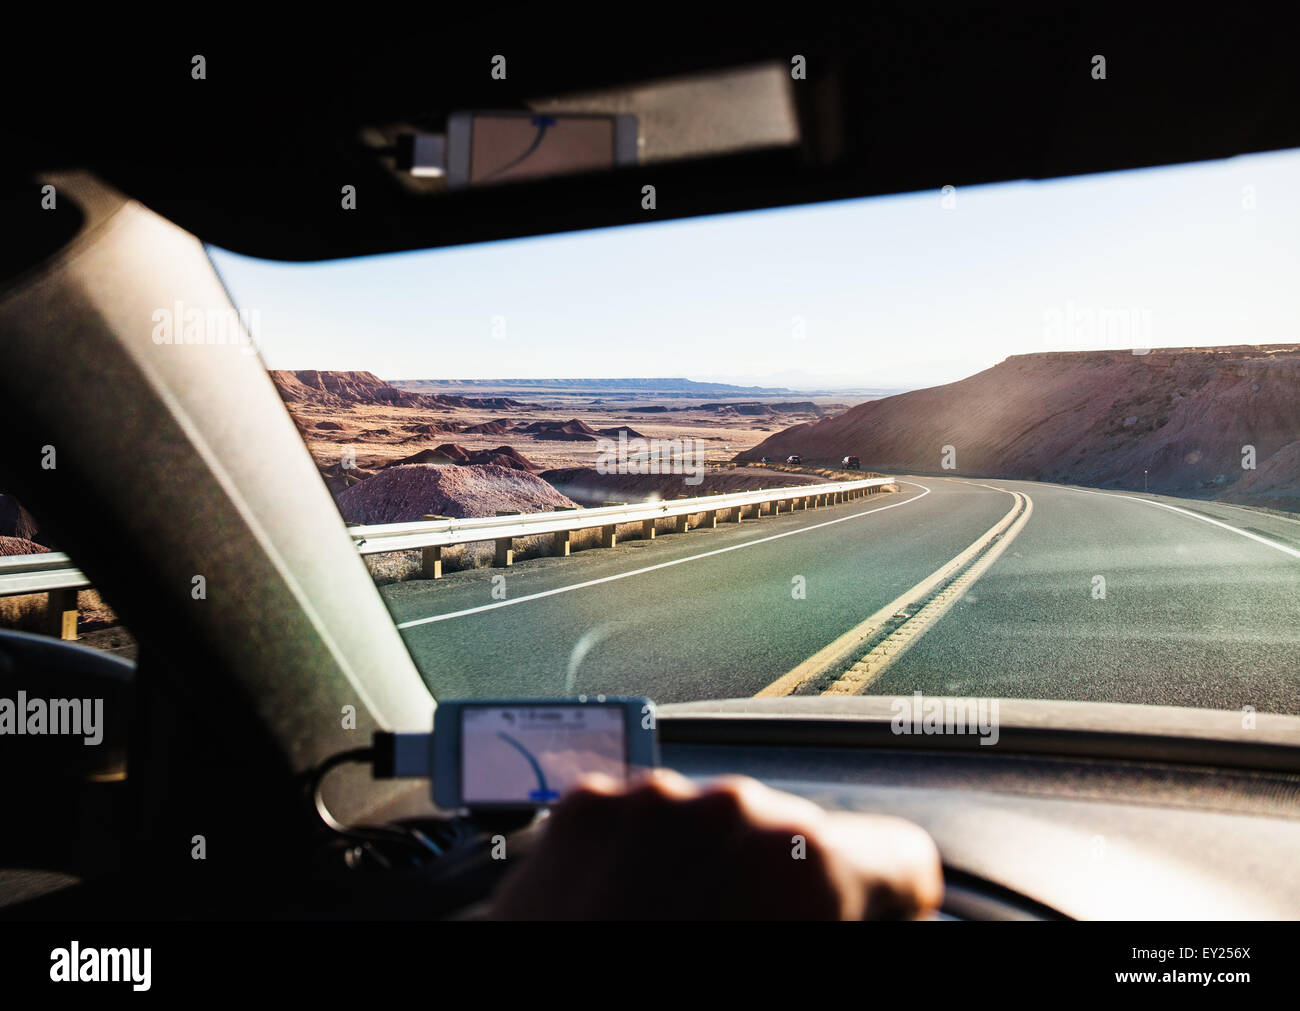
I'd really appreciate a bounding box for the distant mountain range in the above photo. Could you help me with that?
[389,377,801,397]
[270,370,530,410]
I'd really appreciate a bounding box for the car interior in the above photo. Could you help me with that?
[2,11,1300,927]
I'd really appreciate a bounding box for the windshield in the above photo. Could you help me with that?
[208,148,1300,716]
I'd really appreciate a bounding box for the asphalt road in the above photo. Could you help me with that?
[382,477,1300,714]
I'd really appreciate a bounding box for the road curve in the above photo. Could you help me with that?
[381,477,1300,713]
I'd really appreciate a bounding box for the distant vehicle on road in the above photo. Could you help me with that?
[842,455,860,470]
[759,456,773,463]
[786,455,802,464]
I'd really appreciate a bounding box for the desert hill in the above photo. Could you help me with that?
[384,444,539,471]
[0,535,48,556]
[737,346,1300,507]
[271,370,430,408]
[336,464,576,524]
[0,494,42,543]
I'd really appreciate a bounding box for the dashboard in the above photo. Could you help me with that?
[660,740,1300,919]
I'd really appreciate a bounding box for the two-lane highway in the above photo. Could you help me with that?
[381,476,1300,713]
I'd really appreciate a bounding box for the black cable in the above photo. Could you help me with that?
[309,747,375,835]
[308,746,474,867]
[309,747,431,859]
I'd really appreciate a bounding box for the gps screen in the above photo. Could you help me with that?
[460,704,628,805]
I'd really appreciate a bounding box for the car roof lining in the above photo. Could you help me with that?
[6,12,1300,262]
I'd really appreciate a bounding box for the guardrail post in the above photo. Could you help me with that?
[641,519,656,540]
[674,513,689,534]
[45,588,78,640]
[601,524,618,548]
[733,505,744,523]
[421,514,449,578]
[553,506,578,555]
[706,509,718,528]
[773,500,783,515]
[493,511,519,566]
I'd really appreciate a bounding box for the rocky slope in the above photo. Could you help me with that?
[336,463,576,524]
[737,346,1300,507]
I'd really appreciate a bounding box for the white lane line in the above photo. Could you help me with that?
[1060,485,1300,561]
[1205,498,1300,528]
[395,482,932,630]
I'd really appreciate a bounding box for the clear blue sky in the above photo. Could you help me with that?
[209,147,1300,391]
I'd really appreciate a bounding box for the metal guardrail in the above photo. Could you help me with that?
[348,476,895,556]
[0,553,88,640]
[0,552,88,597]
[0,476,897,606]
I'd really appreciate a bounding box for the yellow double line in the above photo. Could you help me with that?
[755,482,1033,697]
